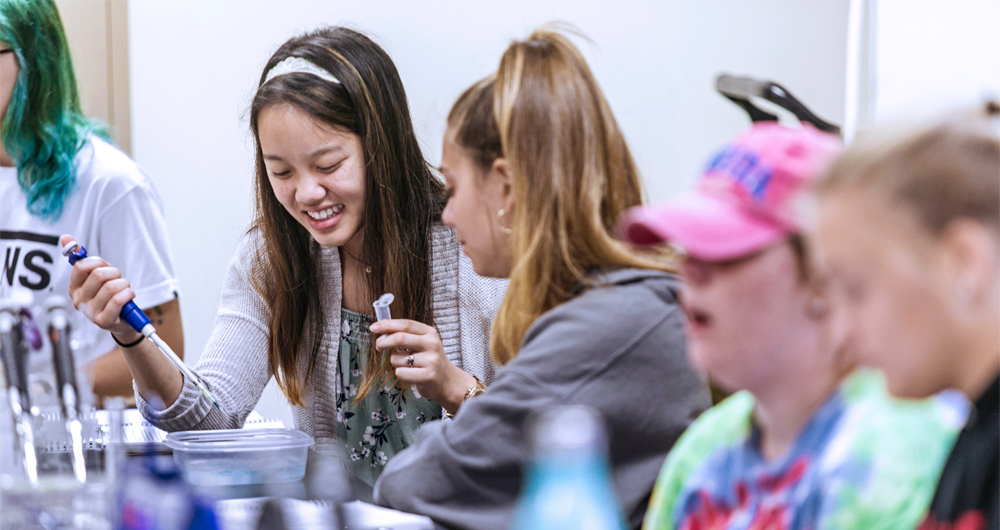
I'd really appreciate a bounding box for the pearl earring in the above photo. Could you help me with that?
[497,209,513,235]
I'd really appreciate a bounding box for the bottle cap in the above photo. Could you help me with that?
[529,405,607,454]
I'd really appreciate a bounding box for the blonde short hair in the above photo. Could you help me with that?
[817,102,999,236]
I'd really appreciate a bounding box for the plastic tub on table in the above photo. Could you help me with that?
[164,428,314,486]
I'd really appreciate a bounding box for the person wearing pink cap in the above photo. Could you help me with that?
[625,123,963,530]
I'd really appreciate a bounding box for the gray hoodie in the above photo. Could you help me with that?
[374,268,711,530]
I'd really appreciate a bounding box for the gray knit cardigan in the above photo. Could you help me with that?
[136,225,508,446]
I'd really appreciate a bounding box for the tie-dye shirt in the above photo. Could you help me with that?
[643,370,966,530]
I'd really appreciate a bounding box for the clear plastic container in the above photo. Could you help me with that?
[164,428,314,486]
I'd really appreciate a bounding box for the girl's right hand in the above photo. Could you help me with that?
[61,234,141,341]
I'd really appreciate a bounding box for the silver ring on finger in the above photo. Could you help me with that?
[405,355,415,367]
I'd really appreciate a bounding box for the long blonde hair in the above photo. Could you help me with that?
[486,28,672,365]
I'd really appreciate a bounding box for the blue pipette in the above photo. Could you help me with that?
[61,241,224,413]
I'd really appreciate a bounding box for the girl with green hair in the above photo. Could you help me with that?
[0,0,183,402]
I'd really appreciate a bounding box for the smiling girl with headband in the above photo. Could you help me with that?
[63,26,507,487]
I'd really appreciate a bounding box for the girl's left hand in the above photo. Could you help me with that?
[371,319,477,415]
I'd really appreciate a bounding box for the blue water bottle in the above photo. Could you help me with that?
[511,406,628,530]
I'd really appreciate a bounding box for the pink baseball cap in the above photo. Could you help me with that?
[620,122,842,261]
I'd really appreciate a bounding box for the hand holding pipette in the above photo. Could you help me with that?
[60,238,224,413]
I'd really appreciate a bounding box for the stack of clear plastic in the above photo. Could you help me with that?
[0,290,111,529]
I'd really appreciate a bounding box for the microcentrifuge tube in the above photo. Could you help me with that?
[373,293,394,322]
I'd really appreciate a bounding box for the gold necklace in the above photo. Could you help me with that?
[341,247,372,274]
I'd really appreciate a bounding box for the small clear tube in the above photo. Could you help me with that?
[105,396,125,530]
[372,293,394,322]
[105,397,125,480]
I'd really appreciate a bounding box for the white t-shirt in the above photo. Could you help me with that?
[0,136,180,378]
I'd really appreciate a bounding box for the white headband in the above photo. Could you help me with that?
[264,56,340,85]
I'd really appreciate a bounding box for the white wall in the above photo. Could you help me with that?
[873,0,1000,122]
[127,0,851,422]
[56,0,131,154]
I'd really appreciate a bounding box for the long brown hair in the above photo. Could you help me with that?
[249,27,445,405]
[455,28,674,365]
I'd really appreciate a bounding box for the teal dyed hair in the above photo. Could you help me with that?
[0,0,109,221]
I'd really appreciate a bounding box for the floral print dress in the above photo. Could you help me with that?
[335,308,443,486]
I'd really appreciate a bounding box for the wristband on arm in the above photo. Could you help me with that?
[112,332,145,348]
